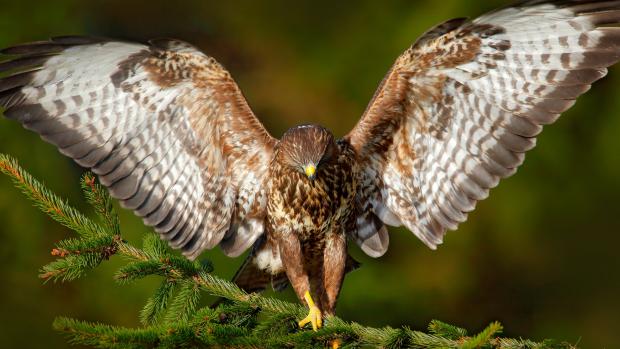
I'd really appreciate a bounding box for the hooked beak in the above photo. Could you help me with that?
[304,164,317,180]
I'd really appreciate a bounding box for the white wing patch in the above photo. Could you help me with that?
[0,37,276,259]
[347,0,620,252]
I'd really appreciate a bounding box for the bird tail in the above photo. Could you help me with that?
[231,253,288,293]
[231,252,361,294]
[212,252,361,308]
[211,253,287,308]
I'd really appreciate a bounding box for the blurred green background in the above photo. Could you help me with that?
[1,0,619,347]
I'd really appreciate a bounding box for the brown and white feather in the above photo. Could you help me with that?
[347,0,620,250]
[0,37,276,259]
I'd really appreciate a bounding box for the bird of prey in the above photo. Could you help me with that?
[1,0,620,331]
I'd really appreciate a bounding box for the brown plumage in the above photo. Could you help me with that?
[267,125,359,316]
[3,0,620,331]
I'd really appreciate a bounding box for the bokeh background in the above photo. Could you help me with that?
[1,0,619,347]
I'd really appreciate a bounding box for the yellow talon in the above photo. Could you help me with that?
[331,339,341,348]
[298,291,322,331]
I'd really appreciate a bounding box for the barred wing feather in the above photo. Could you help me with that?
[347,0,620,251]
[0,37,276,259]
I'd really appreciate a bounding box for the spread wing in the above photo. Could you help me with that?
[346,0,620,252]
[0,36,276,259]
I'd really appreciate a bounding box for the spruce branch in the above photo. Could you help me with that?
[428,320,468,340]
[0,154,105,238]
[81,172,120,236]
[461,322,503,349]
[141,280,178,326]
[1,153,578,349]
[164,280,202,324]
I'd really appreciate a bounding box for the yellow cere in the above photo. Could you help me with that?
[305,164,316,178]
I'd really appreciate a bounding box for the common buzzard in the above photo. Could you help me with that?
[2,0,620,330]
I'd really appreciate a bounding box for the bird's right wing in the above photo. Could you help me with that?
[0,37,277,259]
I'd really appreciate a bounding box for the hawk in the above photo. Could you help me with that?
[1,0,620,331]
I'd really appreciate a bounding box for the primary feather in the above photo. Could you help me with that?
[0,37,276,259]
[346,0,620,249]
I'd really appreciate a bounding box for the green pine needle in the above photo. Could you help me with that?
[2,153,579,349]
[0,154,105,239]
[428,319,468,340]
[164,280,202,324]
[115,260,166,284]
[142,233,170,259]
[40,253,106,283]
[461,321,503,349]
[81,172,120,236]
[140,280,177,326]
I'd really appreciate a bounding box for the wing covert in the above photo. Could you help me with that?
[0,36,276,259]
[346,0,620,251]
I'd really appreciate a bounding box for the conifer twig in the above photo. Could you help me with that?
[0,154,104,238]
[0,153,578,349]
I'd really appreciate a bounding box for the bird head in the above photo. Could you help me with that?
[278,124,337,181]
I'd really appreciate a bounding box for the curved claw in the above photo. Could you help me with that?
[298,291,323,331]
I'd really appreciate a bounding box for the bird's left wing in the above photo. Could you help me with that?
[0,37,276,259]
[346,1,620,252]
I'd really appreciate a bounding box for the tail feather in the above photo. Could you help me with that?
[232,253,361,294]
[232,254,284,293]
[212,248,362,308]
[211,253,286,309]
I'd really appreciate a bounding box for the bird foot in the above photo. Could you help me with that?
[298,291,322,331]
